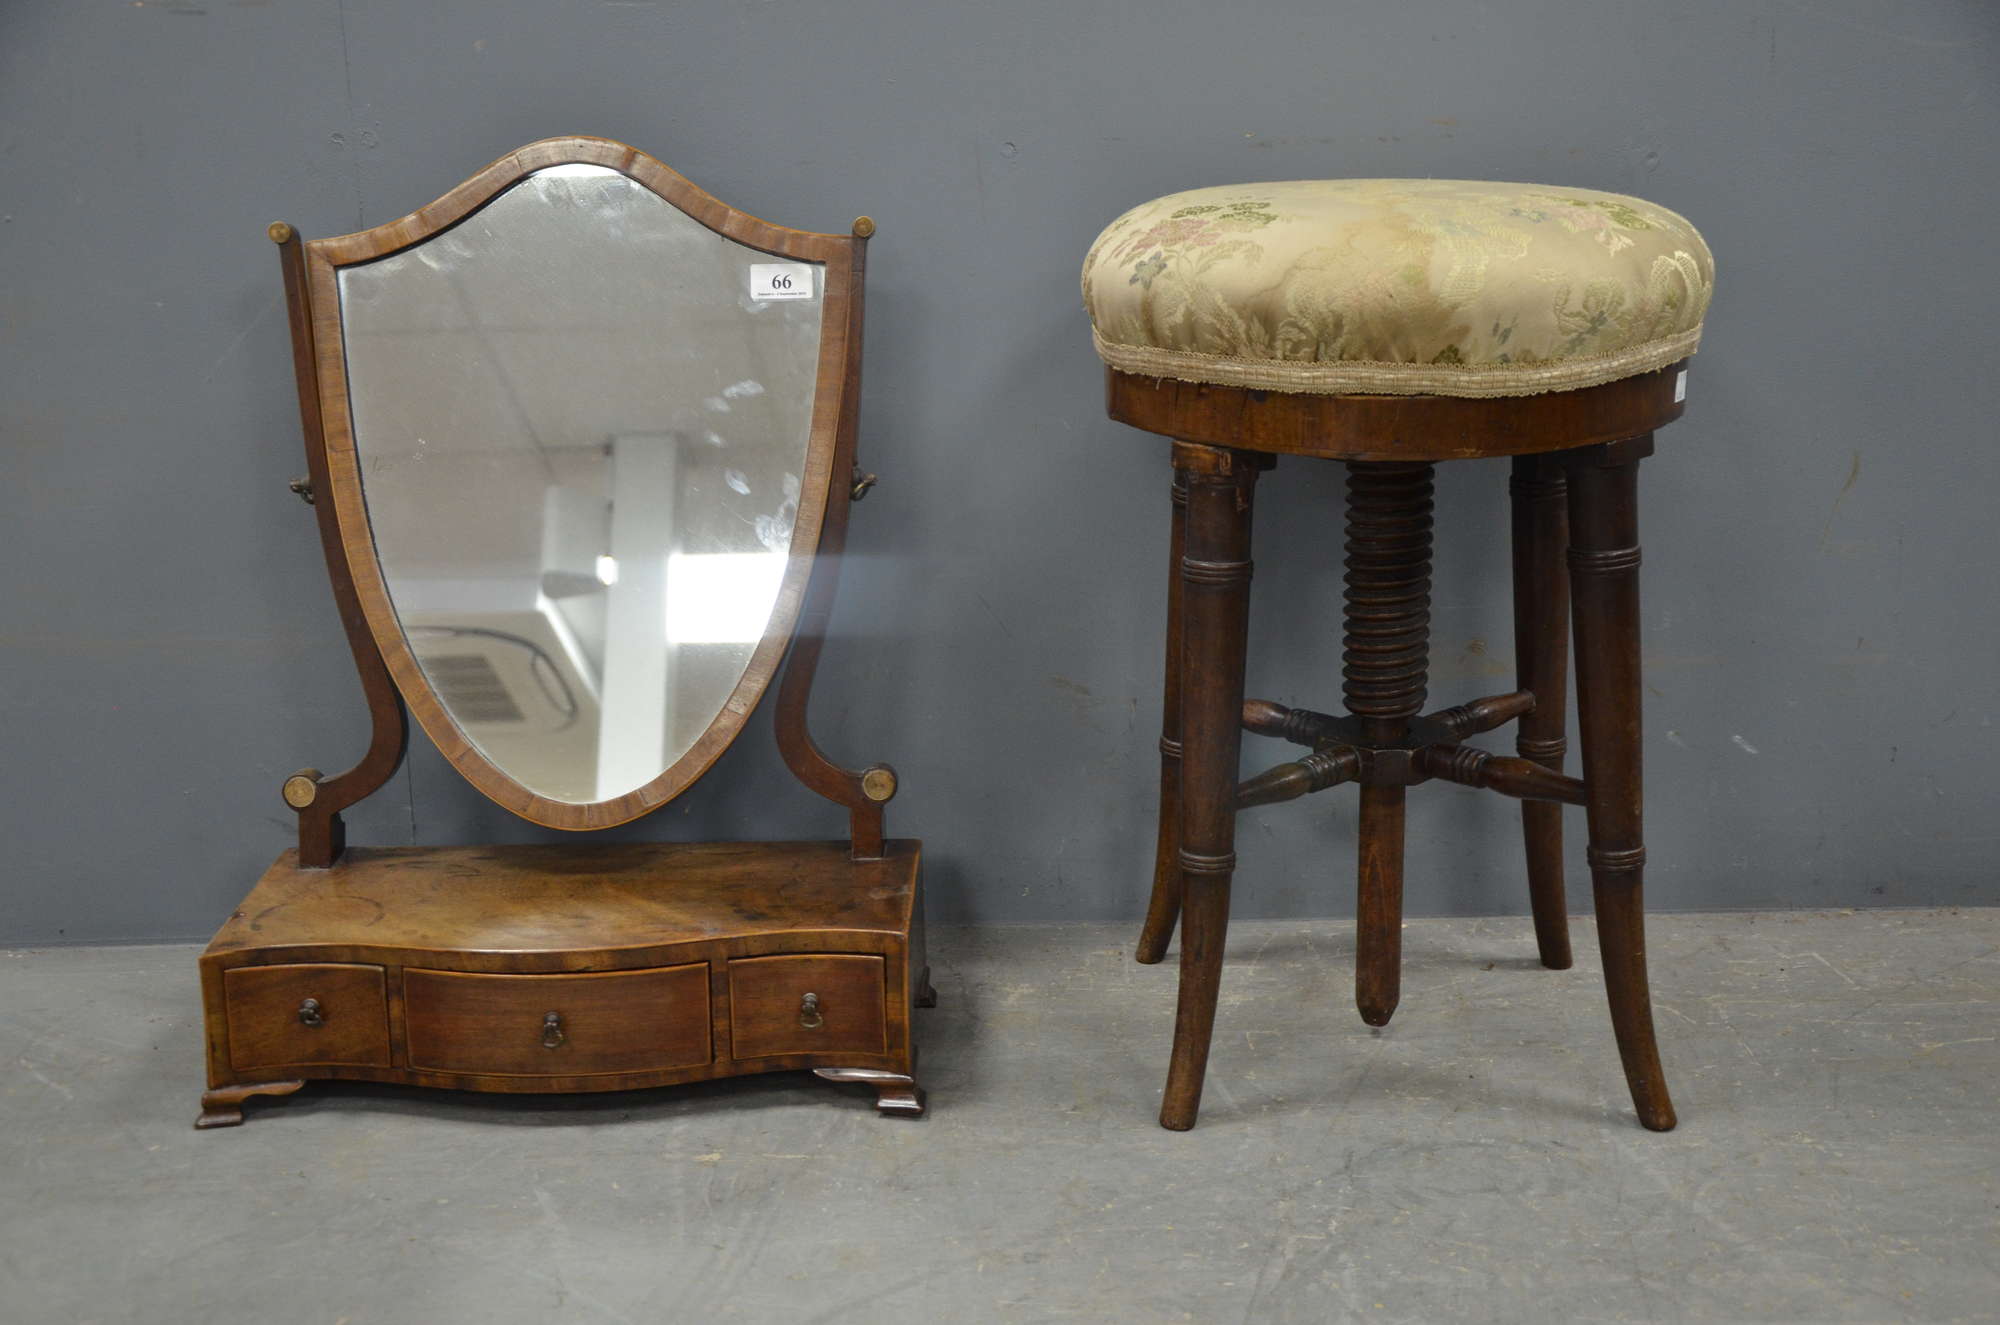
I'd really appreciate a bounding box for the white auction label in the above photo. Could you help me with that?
[1673,370,1687,403]
[749,263,815,301]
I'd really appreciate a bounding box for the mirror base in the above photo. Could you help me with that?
[196,840,929,1124]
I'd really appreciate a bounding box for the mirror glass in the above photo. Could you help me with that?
[338,165,824,804]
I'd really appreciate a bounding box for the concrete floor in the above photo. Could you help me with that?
[4,909,1996,1323]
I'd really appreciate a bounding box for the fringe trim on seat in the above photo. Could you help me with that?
[1091,325,1703,399]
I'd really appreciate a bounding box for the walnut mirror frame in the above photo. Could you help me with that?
[289,135,891,844]
[197,138,929,1129]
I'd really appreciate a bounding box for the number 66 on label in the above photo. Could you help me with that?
[749,263,816,301]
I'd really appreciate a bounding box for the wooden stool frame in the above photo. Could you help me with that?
[1112,362,1687,1132]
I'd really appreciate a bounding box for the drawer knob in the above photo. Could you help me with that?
[297,998,324,1028]
[799,992,824,1030]
[541,1011,565,1050]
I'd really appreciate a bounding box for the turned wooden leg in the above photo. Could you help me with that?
[813,1067,926,1116]
[1343,461,1434,1028]
[1137,466,1190,965]
[1565,437,1677,1132]
[1160,444,1262,1131]
[1511,454,1575,970]
[195,1079,304,1130]
[1355,784,1405,1025]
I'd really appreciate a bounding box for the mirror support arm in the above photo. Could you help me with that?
[773,611,895,860]
[774,224,895,861]
[272,223,410,867]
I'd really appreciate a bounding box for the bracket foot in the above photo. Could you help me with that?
[196,1080,304,1130]
[813,1068,926,1117]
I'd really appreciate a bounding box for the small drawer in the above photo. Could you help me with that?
[225,963,391,1071]
[729,954,887,1060]
[403,966,710,1076]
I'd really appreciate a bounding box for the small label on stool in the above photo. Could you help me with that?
[1674,370,1687,403]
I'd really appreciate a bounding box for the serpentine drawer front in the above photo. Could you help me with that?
[224,963,392,1072]
[729,954,888,1060]
[199,842,927,1124]
[403,966,712,1077]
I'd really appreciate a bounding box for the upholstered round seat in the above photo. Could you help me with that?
[1083,179,1713,399]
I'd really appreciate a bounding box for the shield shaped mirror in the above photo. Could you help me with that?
[331,162,826,808]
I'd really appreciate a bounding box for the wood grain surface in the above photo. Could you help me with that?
[728,954,887,1060]
[404,966,711,1076]
[223,963,390,1072]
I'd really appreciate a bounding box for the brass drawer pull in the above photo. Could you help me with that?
[799,992,824,1030]
[541,1011,565,1049]
[297,997,324,1028]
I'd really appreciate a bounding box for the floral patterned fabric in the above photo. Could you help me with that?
[1082,179,1713,397]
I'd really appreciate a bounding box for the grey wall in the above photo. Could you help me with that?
[3,1,1995,943]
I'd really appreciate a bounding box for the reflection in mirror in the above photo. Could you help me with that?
[339,164,823,804]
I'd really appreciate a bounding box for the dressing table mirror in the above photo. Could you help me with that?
[198,137,929,1128]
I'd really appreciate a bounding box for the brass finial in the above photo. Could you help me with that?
[860,766,897,802]
[281,770,321,809]
[851,215,876,239]
[267,221,295,245]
